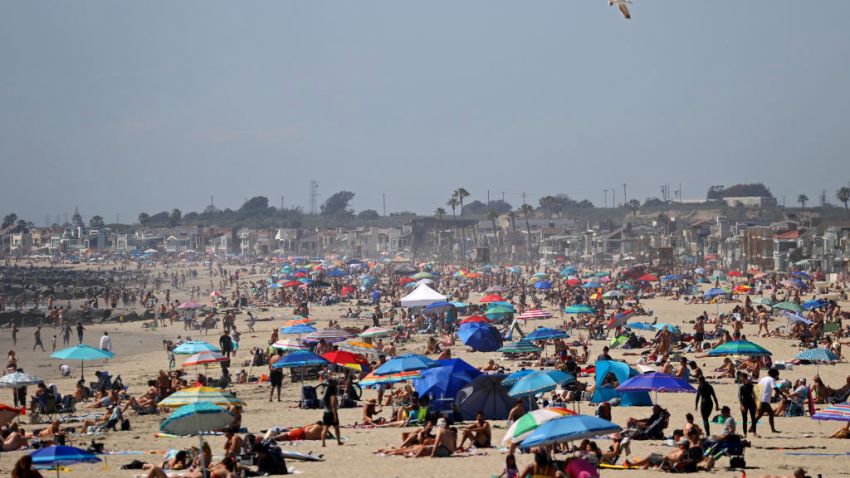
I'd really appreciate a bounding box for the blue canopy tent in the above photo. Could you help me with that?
[590,360,652,406]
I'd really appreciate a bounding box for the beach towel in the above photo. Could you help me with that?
[599,463,641,470]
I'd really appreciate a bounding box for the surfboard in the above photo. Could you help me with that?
[281,450,324,462]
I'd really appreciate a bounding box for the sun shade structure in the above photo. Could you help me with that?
[517,309,552,320]
[795,348,839,363]
[373,354,437,375]
[525,327,569,341]
[501,407,577,444]
[708,340,772,357]
[359,370,422,387]
[182,351,228,368]
[31,445,101,478]
[519,414,621,448]
[303,328,353,344]
[457,323,503,352]
[158,386,245,408]
[616,372,696,393]
[271,351,328,369]
[498,342,543,354]
[280,324,317,335]
[160,402,236,474]
[50,344,115,378]
[400,283,447,307]
[173,341,221,355]
[564,304,595,314]
[508,370,574,398]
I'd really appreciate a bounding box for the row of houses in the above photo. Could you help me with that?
[3,213,850,272]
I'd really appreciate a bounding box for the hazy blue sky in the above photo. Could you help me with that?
[2,1,850,224]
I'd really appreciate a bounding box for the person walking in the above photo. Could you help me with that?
[755,368,780,433]
[219,330,233,358]
[321,378,342,447]
[694,375,719,434]
[269,350,283,402]
[61,321,71,346]
[738,371,759,438]
[33,327,45,352]
[76,322,85,344]
[99,331,112,352]
[11,323,18,347]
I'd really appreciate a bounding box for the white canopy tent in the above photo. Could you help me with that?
[400,282,447,308]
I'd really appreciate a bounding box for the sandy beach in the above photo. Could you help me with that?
[0,263,848,478]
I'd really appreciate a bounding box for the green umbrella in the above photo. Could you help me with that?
[498,342,543,354]
[773,301,803,313]
[752,297,775,307]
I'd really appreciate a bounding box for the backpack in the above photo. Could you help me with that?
[121,418,131,431]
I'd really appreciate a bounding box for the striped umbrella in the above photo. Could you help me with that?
[182,351,228,368]
[795,348,839,363]
[359,327,394,338]
[773,301,803,313]
[564,304,595,314]
[322,350,369,367]
[158,386,245,408]
[271,339,307,352]
[520,415,621,448]
[359,370,422,387]
[339,340,381,356]
[498,342,543,354]
[518,310,552,320]
[283,317,316,327]
[501,407,577,444]
[303,328,353,344]
[0,372,43,389]
[811,402,850,421]
[708,340,772,357]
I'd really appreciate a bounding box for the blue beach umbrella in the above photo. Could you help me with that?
[271,351,328,369]
[627,322,656,331]
[520,415,621,448]
[508,370,574,398]
[173,341,221,355]
[616,372,696,394]
[501,369,537,387]
[373,354,438,376]
[703,287,728,298]
[582,282,602,289]
[654,323,681,334]
[424,301,455,314]
[412,359,481,401]
[161,402,236,473]
[802,299,828,311]
[795,348,839,363]
[457,323,503,352]
[534,280,553,290]
[31,445,101,478]
[50,344,115,379]
[280,324,317,335]
[525,327,569,341]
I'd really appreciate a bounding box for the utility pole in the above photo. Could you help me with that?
[281,195,285,210]
[623,183,627,205]
[382,193,386,216]
[487,190,490,207]
[612,189,616,208]
[603,189,609,208]
[501,192,506,203]
[309,180,319,215]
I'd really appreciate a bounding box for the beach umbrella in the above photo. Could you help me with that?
[637,274,659,282]
[811,403,850,422]
[501,369,537,387]
[412,272,435,280]
[460,315,492,325]
[733,285,753,294]
[177,301,201,310]
[338,340,379,356]
[608,309,636,329]
[533,280,553,290]
[327,269,347,277]
[487,301,516,310]
[727,270,744,278]
[654,323,681,334]
[271,351,328,369]
[210,290,222,298]
[423,301,455,314]
[173,341,221,355]
[525,327,569,342]
[603,290,625,299]
[271,339,307,352]
[708,340,772,357]
[161,402,236,475]
[0,403,25,427]
[616,372,696,402]
[480,294,506,303]
[795,348,839,363]
[359,370,422,387]
[50,344,115,379]
[182,351,228,368]
[581,282,602,289]
[508,370,574,398]
[802,299,829,311]
[451,301,469,308]
[31,445,101,478]
[753,297,775,307]
[519,415,621,448]
[517,310,552,320]
[784,311,813,325]
[359,326,394,338]
[373,354,437,375]
[455,374,513,420]
[626,322,656,331]
[485,306,515,317]
[158,386,245,408]
[280,324,317,335]
[322,350,369,368]
[617,283,637,290]
[564,304,595,314]
[565,278,582,287]
[501,407,577,445]
[0,371,43,388]
[412,359,481,400]
[773,301,803,313]
[457,323,503,352]
[703,288,728,298]
[498,342,543,354]
[283,317,316,327]
[303,328,353,344]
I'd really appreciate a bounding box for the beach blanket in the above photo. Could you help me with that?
[599,463,642,470]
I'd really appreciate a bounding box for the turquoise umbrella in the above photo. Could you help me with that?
[161,402,236,474]
[50,344,115,379]
[508,370,574,398]
[708,340,771,357]
[773,301,803,313]
[173,341,222,355]
[520,415,621,448]
[564,304,595,314]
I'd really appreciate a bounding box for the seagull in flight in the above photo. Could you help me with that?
[609,0,632,19]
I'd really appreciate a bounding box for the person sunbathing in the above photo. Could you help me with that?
[142,457,238,478]
[416,419,457,458]
[266,422,324,441]
[1,424,28,451]
[714,358,736,379]
[459,411,492,448]
[625,438,689,469]
[36,419,62,439]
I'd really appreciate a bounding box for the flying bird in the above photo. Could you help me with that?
[609,0,632,19]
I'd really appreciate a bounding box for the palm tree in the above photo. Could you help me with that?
[797,194,809,208]
[446,197,460,260]
[519,204,534,261]
[486,208,500,261]
[137,212,150,228]
[627,199,641,217]
[837,187,850,209]
[434,207,446,259]
[453,188,470,260]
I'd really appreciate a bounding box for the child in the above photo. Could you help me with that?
[51,335,57,351]
[499,454,518,478]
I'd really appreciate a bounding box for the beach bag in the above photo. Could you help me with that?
[121,418,131,431]
[300,385,320,409]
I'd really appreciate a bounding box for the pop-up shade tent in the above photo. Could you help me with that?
[590,360,652,406]
[455,374,523,420]
[400,282,447,308]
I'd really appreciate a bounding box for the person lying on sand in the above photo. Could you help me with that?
[625,438,688,469]
[142,457,238,478]
[265,422,324,441]
[1,424,28,451]
[362,399,386,425]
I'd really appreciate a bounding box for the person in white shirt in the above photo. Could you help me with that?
[99,331,112,352]
[755,368,780,433]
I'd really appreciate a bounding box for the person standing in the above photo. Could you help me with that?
[219,330,233,358]
[76,322,85,344]
[738,372,759,438]
[268,350,283,402]
[694,376,719,434]
[755,368,780,433]
[61,321,71,346]
[33,327,45,352]
[11,323,18,347]
[321,378,342,447]
[99,331,112,352]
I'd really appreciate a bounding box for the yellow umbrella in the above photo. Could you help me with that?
[158,386,245,408]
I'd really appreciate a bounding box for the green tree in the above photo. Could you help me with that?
[434,207,446,220]
[627,199,641,216]
[837,187,850,209]
[446,196,460,260]
[2,213,17,229]
[797,194,809,208]
[89,215,105,228]
[137,212,150,227]
[357,209,380,220]
[320,191,356,216]
[168,208,182,227]
[453,188,470,259]
[241,196,269,211]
